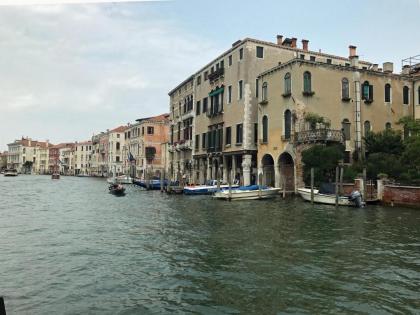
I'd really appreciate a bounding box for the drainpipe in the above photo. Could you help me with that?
[353,68,362,160]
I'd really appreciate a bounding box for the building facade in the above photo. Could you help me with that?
[73,141,92,176]
[257,48,414,191]
[169,35,372,185]
[107,126,126,176]
[7,138,50,173]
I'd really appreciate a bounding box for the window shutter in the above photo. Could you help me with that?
[369,85,373,101]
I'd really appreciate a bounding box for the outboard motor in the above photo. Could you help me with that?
[349,190,365,208]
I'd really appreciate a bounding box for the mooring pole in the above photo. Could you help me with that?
[310,168,314,205]
[160,171,163,193]
[335,166,339,207]
[0,296,6,315]
[228,169,232,201]
[258,173,262,199]
[363,168,367,200]
[339,165,344,196]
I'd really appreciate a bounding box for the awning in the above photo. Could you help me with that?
[208,87,224,97]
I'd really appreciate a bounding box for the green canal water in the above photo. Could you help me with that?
[0,175,419,314]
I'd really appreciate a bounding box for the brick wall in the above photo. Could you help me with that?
[383,185,420,208]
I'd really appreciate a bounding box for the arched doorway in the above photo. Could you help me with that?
[261,154,275,187]
[278,152,295,192]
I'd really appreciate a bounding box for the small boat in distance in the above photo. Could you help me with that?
[108,175,133,185]
[184,180,239,195]
[51,173,60,180]
[4,169,18,177]
[133,178,168,190]
[109,183,126,196]
[213,185,280,200]
[297,188,365,207]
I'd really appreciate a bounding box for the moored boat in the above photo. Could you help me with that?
[184,180,239,195]
[213,185,281,200]
[297,188,365,207]
[107,175,133,185]
[133,178,168,190]
[4,169,18,177]
[51,173,60,180]
[109,183,126,196]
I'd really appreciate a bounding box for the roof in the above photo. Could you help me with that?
[50,143,74,149]
[110,126,127,133]
[136,113,170,124]
[11,138,52,148]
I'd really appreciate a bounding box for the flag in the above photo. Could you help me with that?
[128,152,136,162]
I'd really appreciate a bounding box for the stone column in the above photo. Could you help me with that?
[222,155,228,183]
[242,154,252,186]
[206,157,211,181]
[274,162,281,188]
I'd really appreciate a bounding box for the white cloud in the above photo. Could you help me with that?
[0,3,220,150]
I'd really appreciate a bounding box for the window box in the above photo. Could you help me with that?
[364,99,373,104]
[282,92,292,98]
[235,142,242,146]
[302,91,315,96]
[342,97,351,102]
[259,100,268,105]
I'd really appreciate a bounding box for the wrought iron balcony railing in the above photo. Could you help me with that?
[294,129,344,145]
[208,67,225,82]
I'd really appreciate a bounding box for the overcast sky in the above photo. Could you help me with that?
[1,0,419,151]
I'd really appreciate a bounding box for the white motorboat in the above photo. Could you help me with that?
[4,169,18,177]
[108,175,133,185]
[297,188,365,207]
[213,185,281,200]
[184,180,239,195]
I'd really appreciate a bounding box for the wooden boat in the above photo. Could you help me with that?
[184,180,239,195]
[51,173,60,180]
[297,188,365,207]
[4,169,18,177]
[133,178,168,190]
[213,185,281,200]
[109,183,126,196]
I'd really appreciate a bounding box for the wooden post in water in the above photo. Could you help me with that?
[282,176,286,199]
[258,172,262,199]
[0,296,5,315]
[228,169,232,201]
[339,165,344,195]
[363,168,367,200]
[335,166,339,207]
[160,171,163,193]
[310,167,314,205]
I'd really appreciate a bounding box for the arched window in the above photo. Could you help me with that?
[342,78,349,100]
[303,71,311,93]
[403,86,409,105]
[385,84,391,102]
[262,82,268,101]
[284,110,292,140]
[362,81,372,101]
[385,122,392,130]
[364,121,371,138]
[262,115,268,143]
[342,119,351,140]
[284,73,291,95]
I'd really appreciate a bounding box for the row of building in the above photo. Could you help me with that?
[2,34,419,190]
[3,114,170,178]
[167,35,420,191]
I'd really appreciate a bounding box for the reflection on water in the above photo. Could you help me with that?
[0,175,419,314]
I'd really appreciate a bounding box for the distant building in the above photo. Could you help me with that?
[73,141,92,176]
[91,131,110,177]
[0,152,8,170]
[7,137,51,173]
[108,126,127,176]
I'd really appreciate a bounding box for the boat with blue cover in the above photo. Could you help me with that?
[133,178,169,190]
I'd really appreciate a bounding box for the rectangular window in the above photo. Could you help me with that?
[225,127,231,145]
[220,60,224,69]
[256,46,264,58]
[147,126,154,135]
[345,63,350,67]
[239,48,244,60]
[203,97,208,113]
[326,58,332,64]
[300,54,305,60]
[195,134,200,150]
[228,55,232,66]
[204,71,208,81]
[202,133,206,149]
[196,100,201,115]
[256,79,259,98]
[228,85,232,103]
[142,127,144,135]
[236,124,243,144]
[310,56,316,61]
[238,80,243,100]
[254,123,258,144]
[197,75,201,85]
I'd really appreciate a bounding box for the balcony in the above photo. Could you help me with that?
[208,67,225,82]
[294,129,344,145]
[174,140,192,151]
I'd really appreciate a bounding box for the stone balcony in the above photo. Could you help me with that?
[293,129,344,145]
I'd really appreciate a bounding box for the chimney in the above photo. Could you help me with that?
[302,39,309,51]
[383,62,394,73]
[350,55,359,68]
[372,64,378,71]
[402,65,411,75]
[276,35,283,45]
[349,45,357,57]
[291,37,297,48]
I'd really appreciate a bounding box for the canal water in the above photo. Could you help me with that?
[0,175,419,314]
